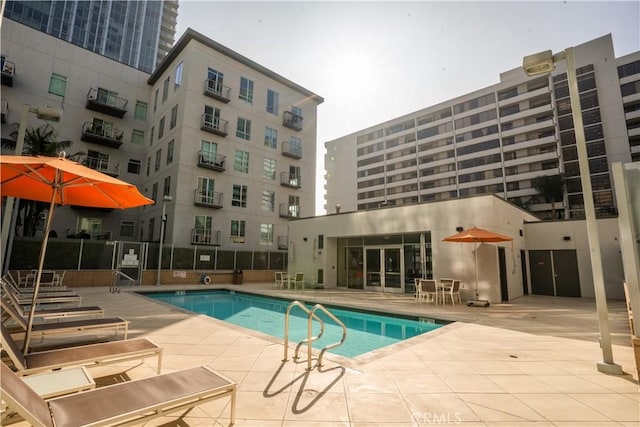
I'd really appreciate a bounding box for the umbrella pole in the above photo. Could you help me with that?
[23,188,58,355]
[474,241,479,299]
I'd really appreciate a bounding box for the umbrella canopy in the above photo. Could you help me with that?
[1,154,153,353]
[442,227,513,301]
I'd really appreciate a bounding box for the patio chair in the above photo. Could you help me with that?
[1,324,162,375]
[1,280,82,306]
[0,361,236,426]
[418,279,439,304]
[293,272,304,289]
[443,279,462,305]
[51,270,66,287]
[4,291,104,321]
[2,278,75,296]
[275,271,284,289]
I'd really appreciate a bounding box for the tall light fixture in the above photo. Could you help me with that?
[523,48,622,374]
[1,105,62,273]
[156,195,172,286]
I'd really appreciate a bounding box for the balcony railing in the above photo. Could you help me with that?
[191,228,221,246]
[81,122,124,148]
[194,189,223,208]
[282,141,302,159]
[1,98,7,123]
[279,203,300,218]
[280,171,301,188]
[277,236,288,250]
[85,88,128,118]
[201,114,228,136]
[283,110,303,131]
[197,151,226,171]
[1,59,15,86]
[83,156,119,177]
[203,79,231,103]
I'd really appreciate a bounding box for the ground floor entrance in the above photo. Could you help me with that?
[364,246,403,293]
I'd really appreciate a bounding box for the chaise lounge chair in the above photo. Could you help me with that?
[4,290,104,321]
[1,281,82,307]
[1,324,162,375]
[1,361,237,426]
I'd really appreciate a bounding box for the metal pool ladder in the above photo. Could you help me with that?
[283,301,347,370]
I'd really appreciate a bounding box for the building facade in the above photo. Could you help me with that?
[324,35,640,220]
[3,0,178,73]
[1,19,323,252]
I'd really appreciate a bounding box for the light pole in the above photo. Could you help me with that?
[156,195,172,286]
[1,104,62,274]
[523,48,622,374]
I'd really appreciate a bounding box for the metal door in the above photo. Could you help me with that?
[529,250,554,295]
[553,250,581,297]
[364,246,404,293]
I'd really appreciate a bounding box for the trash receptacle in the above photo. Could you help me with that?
[232,269,243,285]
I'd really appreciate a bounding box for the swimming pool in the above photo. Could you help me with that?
[140,290,446,358]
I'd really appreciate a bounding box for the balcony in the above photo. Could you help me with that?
[83,156,119,177]
[201,114,228,137]
[1,99,7,123]
[277,236,288,250]
[282,141,302,159]
[280,171,301,188]
[1,58,15,86]
[203,79,231,103]
[279,203,300,218]
[283,110,303,131]
[80,122,124,148]
[85,88,128,118]
[191,228,221,246]
[194,189,223,208]
[197,151,226,171]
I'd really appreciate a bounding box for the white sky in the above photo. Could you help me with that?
[176,1,640,214]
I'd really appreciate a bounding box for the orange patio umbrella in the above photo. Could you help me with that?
[1,154,154,353]
[442,226,513,304]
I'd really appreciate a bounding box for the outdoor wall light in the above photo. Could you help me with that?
[456,226,464,232]
[563,236,571,241]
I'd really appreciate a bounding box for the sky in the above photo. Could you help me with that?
[175,1,640,214]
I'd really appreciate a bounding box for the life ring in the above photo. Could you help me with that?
[202,275,211,285]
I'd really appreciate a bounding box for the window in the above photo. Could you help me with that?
[288,195,300,217]
[48,73,67,96]
[265,127,278,149]
[163,176,171,196]
[155,149,162,171]
[167,140,174,164]
[236,117,251,140]
[162,77,170,102]
[262,190,275,212]
[148,218,155,241]
[134,101,147,121]
[158,117,165,139]
[153,89,159,112]
[174,62,183,88]
[120,221,134,238]
[230,220,246,241]
[290,136,302,155]
[263,158,276,180]
[194,216,213,244]
[127,159,141,175]
[239,77,254,103]
[267,89,279,115]
[292,106,303,118]
[232,184,248,207]
[260,223,274,245]
[131,129,144,145]
[85,150,109,173]
[234,150,249,173]
[207,67,224,92]
[146,157,151,176]
[151,182,158,202]
[170,105,178,129]
[200,140,218,164]
[150,126,154,146]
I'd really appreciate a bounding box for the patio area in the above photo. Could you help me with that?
[5,283,638,426]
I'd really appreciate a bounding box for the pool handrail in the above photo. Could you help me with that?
[308,304,347,370]
[282,301,325,362]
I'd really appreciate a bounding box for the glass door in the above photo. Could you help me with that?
[365,246,404,293]
[365,248,382,289]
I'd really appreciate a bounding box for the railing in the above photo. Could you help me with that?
[200,114,229,136]
[281,141,302,159]
[283,301,347,371]
[86,87,128,110]
[110,269,136,293]
[193,189,223,208]
[83,156,119,176]
[280,171,301,188]
[191,228,221,245]
[203,79,231,102]
[283,110,303,131]
[197,151,226,171]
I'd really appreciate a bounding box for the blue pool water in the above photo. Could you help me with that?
[140,290,446,358]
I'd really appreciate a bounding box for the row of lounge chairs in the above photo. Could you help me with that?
[0,276,237,425]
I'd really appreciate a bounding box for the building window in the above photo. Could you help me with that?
[234,150,249,173]
[151,182,158,202]
[127,159,141,175]
[230,220,246,242]
[48,73,67,96]
[265,127,278,149]
[201,140,218,164]
[148,218,155,241]
[162,77,170,102]
[153,89,159,112]
[239,77,254,103]
[266,89,279,115]
[134,101,147,121]
[150,126,155,145]
[167,140,174,164]
[236,117,251,140]
[208,67,224,92]
[260,223,274,245]
[163,176,171,196]
[262,190,275,212]
[174,61,183,89]
[292,106,303,118]
[263,158,276,180]
[232,184,248,207]
[120,221,134,238]
[155,149,162,171]
[170,105,178,129]
[146,157,151,176]
[131,129,144,145]
[158,117,165,139]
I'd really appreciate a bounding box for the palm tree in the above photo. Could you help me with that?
[531,174,566,219]
[2,123,72,237]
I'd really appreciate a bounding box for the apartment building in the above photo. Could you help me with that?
[324,34,640,220]
[3,0,178,73]
[1,19,323,251]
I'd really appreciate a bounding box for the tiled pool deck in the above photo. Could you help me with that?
[7,284,640,426]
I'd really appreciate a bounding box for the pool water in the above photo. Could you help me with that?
[141,290,446,358]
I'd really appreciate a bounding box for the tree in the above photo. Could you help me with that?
[2,123,72,237]
[531,173,566,219]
